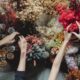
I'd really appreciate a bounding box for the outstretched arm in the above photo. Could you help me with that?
[48,32,72,80]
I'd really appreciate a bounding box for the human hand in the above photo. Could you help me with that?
[18,36,28,59]
[0,32,19,45]
[72,21,80,39]
[64,25,72,43]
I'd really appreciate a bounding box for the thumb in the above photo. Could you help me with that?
[76,21,80,28]
[72,32,80,39]
[9,39,15,43]
[76,21,80,33]
[66,24,72,31]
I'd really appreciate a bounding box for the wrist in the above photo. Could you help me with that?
[64,40,69,44]
[62,40,69,48]
[21,50,26,53]
[20,51,27,59]
[19,57,26,62]
[17,58,26,71]
[64,34,72,43]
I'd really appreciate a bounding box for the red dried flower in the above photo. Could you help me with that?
[56,0,80,32]
[5,3,17,23]
[55,3,67,14]
[25,35,43,45]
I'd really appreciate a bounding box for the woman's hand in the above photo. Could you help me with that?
[17,36,28,71]
[18,36,27,59]
[0,32,19,46]
[64,31,72,43]
[72,21,80,39]
[64,24,72,42]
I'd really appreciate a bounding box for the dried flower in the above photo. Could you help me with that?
[56,0,80,32]
[66,70,80,80]
[25,35,43,45]
[25,35,50,61]
[8,0,69,21]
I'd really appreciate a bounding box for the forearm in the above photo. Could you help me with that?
[48,40,69,80]
[0,37,9,46]
[17,58,26,71]
[0,39,5,46]
[17,52,26,71]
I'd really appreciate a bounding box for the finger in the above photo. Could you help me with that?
[21,36,26,42]
[18,36,22,40]
[18,36,26,43]
[64,30,69,36]
[20,35,24,39]
[76,21,80,32]
[72,32,79,38]
[14,32,19,34]
[12,32,19,35]
[11,32,19,37]
[10,39,15,43]
[66,24,72,32]
[72,32,78,36]
[76,21,80,28]
[64,31,67,36]
[10,32,19,40]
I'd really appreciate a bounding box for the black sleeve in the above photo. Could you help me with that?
[15,71,26,80]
